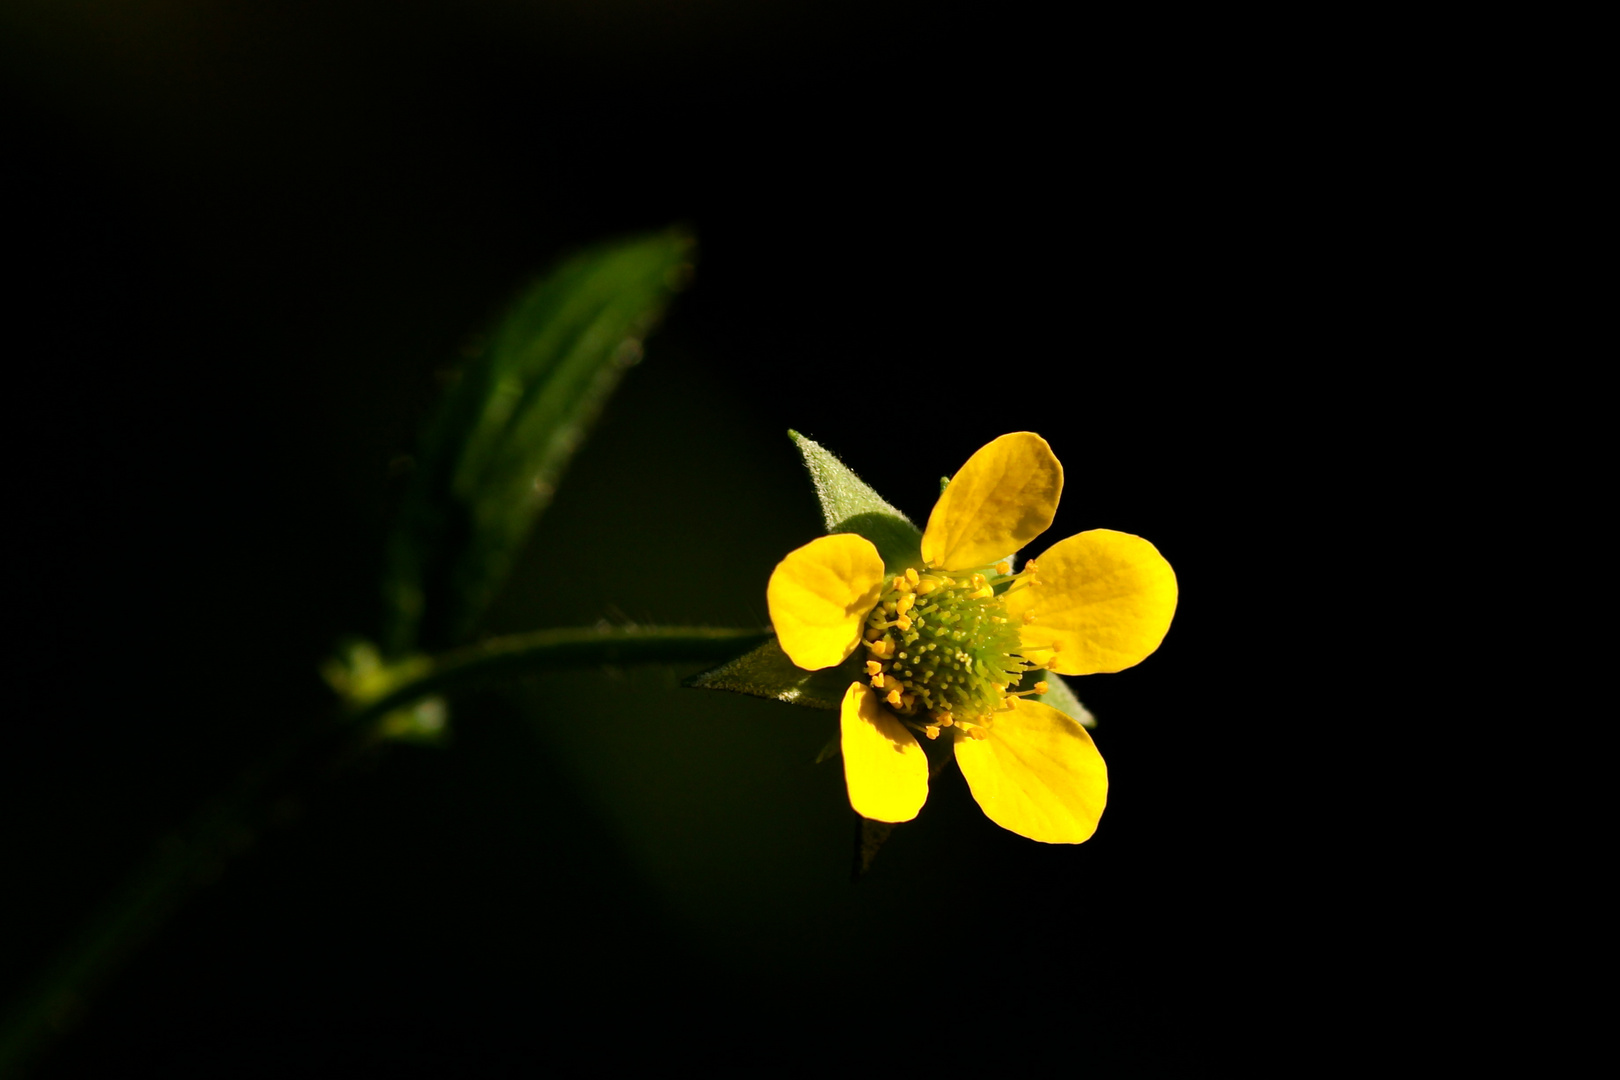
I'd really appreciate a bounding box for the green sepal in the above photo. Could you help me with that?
[787,431,923,574]
[853,817,896,881]
[1015,668,1097,729]
[684,636,855,710]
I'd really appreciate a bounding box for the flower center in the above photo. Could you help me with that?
[861,562,1047,741]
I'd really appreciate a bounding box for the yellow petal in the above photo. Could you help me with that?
[921,432,1063,571]
[840,683,928,823]
[954,698,1106,843]
[766,534,886,670]
[1003,529,1177,675]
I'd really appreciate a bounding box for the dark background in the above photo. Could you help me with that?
[4,2,1345,1073]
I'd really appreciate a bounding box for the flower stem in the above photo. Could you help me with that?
[0,625,770,1077]
[354,625,771,722]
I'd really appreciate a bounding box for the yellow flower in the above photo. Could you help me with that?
[766,432,1177,843]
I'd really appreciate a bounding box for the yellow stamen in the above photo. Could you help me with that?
[906,567,920,586]
[995,561,1011,575]
[924,725,940,740]
[865,660,883,676]
[886,688,903,708]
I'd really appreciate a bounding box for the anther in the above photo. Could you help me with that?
[906,567,920,586]
[924,725,940,740]
[996,561,1011,575]
[865,661,883,676]
[885,688,903,708]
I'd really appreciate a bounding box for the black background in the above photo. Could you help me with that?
[4,2,1353,1074]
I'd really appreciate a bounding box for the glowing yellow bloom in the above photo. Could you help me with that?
[766,433,1177,844]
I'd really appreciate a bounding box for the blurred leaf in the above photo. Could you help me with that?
[383,229,694,653]
[374,696,450,745]
[788,430,922,572]
[684,637,854,711]
[321,637,449,744]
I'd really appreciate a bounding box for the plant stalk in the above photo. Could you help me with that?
[0,625,770,1077]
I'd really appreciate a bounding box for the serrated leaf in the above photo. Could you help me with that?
[684,637,854,710]
[788,430,923,572]
[383,228,694,653]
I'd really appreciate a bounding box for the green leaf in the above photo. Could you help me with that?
[684,637,854,711]
[383,228,695,653]
[788,430,923,573]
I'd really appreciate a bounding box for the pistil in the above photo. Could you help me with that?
[861,562,1042,734]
